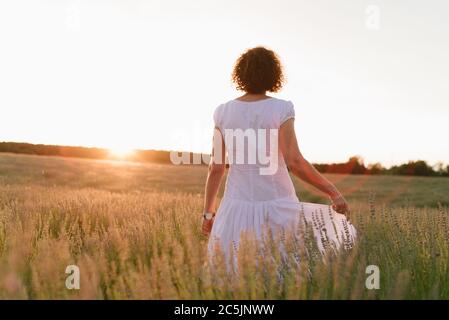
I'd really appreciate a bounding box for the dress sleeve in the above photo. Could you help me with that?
[213,104,223,129]
[280,101,295,125]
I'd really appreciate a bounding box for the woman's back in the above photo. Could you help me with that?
[203,47,355,271]
[213,97,297,201]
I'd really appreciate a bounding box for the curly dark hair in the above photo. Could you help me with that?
[232,47,284,94]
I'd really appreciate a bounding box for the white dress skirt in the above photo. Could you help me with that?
[207,97,357,270]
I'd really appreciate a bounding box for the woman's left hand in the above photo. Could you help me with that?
[330,193,351,220]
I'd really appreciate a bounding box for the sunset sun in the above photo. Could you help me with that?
[108,146,135,159]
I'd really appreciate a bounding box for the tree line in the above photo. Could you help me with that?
[313,156,449,177]
[0,142,447,177]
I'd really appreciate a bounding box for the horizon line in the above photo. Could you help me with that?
[0,140,447,169]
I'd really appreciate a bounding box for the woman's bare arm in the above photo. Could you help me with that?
[279,119,350,215]
[202,128,226,235]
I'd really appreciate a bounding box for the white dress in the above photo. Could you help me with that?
[207,97,356,268]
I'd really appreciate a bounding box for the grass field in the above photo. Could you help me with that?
[0,152,448,299]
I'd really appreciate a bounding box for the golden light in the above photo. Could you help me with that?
[108,146,136,159]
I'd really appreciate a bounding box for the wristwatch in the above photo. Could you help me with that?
[203,212,215,220]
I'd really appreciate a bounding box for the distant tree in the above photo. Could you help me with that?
[433,162,449,177]
[367,162,385,175]
[346,156,368,174]
[313,156,367,175]
[389,160,435,176]
[414,161,434,176]
[434,162,445,177]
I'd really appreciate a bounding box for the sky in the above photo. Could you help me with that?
[0,0,448,167]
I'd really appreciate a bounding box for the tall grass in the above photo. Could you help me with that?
[0,182,447,299]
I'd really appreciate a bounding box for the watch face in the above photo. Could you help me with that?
[204,213,214,220]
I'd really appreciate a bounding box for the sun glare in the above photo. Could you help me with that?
[108,147,135,159]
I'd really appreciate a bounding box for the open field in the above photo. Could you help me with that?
[0,153,448,299]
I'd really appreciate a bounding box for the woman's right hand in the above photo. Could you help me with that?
[330,193,350,220]
[202,217,214,237]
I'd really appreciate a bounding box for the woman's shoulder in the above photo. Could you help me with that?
[212,99,235,118]
[268,97,295,110]
[262,97,296,124]
[267,97,293,106]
